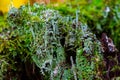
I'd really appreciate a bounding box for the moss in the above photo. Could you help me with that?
[0,3,104,80]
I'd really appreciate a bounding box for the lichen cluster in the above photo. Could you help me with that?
[0,3,102,80]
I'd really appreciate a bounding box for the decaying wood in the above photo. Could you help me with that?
[100,33,120,80]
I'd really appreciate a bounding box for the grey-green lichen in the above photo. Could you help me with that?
[0,3,102,80]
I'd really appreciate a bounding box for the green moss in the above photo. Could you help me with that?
[0,3,103,80]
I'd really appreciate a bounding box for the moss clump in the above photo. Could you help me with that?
[0,3,102,80]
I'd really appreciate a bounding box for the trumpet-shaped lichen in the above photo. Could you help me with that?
[0,3,102,80]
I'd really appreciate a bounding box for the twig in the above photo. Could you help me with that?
[70,56,77,80]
